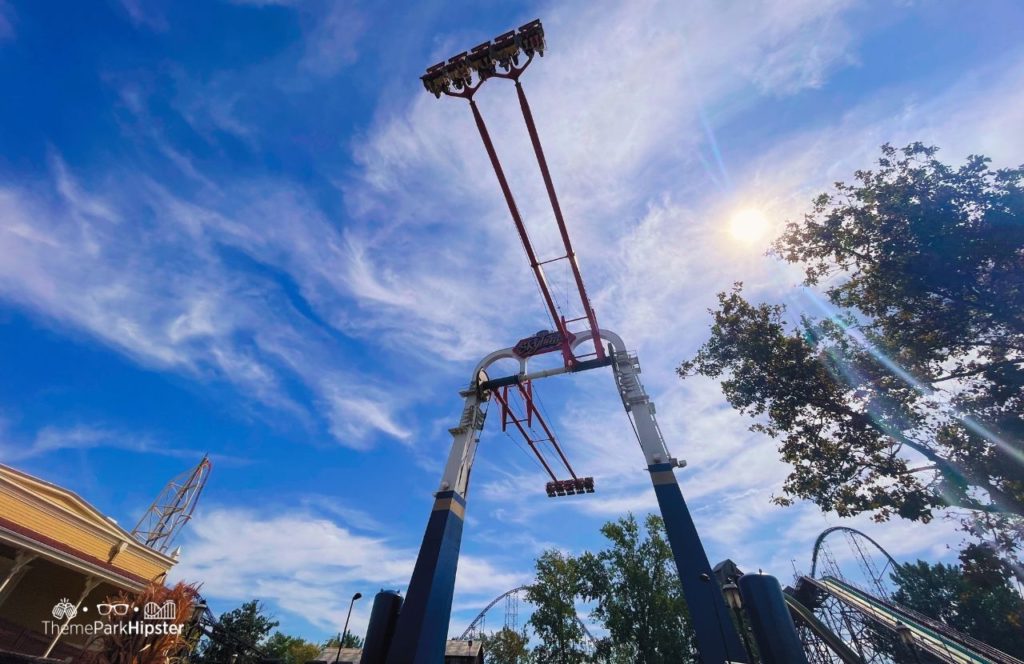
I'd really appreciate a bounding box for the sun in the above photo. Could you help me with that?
[728,208,771,244]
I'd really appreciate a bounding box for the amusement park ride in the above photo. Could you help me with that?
[350,19,1024,664]
[380,19,751,664]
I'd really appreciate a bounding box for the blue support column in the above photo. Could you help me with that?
[650,463,749,664]
[385,491,466,664]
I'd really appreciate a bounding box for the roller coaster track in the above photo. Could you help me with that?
[810,526,899,580]
[458,585,596,646]
[799,576,1024,664]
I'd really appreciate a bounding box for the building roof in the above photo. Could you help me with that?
[316,640,482,663]
[314,647,361,664]
[0,463,177,589]
[444,640,483,657]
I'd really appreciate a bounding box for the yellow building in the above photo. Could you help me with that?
[0,463,178,660]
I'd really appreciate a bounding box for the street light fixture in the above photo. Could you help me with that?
[721,581,755,662]
[722,583,742,610]
[333,592,363,664]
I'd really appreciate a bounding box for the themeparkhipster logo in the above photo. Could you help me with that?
[44,599,184,637]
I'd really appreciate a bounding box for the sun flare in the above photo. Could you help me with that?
[728,208,770,244]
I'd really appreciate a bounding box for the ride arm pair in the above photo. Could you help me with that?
[439,46,604,366]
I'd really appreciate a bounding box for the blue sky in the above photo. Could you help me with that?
[2,0,1023,640]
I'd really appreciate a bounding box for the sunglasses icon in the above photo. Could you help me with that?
[97,603,132,616]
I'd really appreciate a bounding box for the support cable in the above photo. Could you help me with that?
[501,428,550,478]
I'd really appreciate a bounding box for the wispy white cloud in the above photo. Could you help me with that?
[117,0,169,31]
[172,506,414,632]
[0,160,410,449]
[172,506,530,635]
[171,74,259,144]
[299,497,388,533]
[0,421,246,465]
[119,0,366,74]
[322,390,412,446]
[299,3,365,76]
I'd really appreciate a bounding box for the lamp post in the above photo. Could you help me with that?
[334,592,363,664]
[722,582,755,662]
[895,622,922,664]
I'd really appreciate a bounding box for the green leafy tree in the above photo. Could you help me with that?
[680,143,1024,570]
[264,632,322,664]
[891,545,1024,657]
[483,627,531,664]
[591,638,635,664]
[194,600,278,664]
[526,550,588,664]
[577,515,696,663]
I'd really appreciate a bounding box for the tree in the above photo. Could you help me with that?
[323,633,364,648]
[680,143,1024,569]
[86,581,199,664]
[194,600,279,664]
[577,514,696,663]
[526,550,588,664]
[265,632,322,664]
[891,545,1024,657]
[483,627,531,664]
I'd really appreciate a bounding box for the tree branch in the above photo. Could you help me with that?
[933,359,1024,383]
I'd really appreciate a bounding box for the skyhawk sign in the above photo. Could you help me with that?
[513,330,572,358]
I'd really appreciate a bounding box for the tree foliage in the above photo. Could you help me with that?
[264,632,322,664]
[577,514,696,663]
[483,627,531,664]
[323,633,364,649]
[680,143,1024,566]
[86,581,199,664]
[526,517,701,662]
[194,600,279,664]
[526,550,588,664]
[891,545,1024,657]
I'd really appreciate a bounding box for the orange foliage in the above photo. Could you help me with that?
[84,580,201,664]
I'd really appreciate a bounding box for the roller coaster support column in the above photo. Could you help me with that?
[609,340,749,664]
[385,380,489,664]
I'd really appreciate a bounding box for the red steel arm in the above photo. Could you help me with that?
[513,81,604,360]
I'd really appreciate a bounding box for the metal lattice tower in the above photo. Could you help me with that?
[131,455,212,554]
[794,619,843,664]
[504,589,518,632]
[813,589,891,663]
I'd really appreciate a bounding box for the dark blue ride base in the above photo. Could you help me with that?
[385,491,466,664]
[650,463,749,664]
